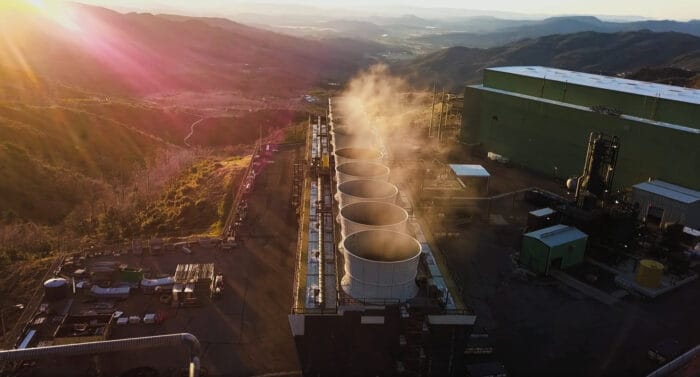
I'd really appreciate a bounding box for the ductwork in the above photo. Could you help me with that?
[0,333,201,377]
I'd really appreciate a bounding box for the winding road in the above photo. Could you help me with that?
[184,117,205,147]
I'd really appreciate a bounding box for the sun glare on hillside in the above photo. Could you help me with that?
[0,0,82,32]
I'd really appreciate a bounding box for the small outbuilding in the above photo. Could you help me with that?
[449,164,490,196]
[526,207,560,232]
[521,224,588,275]
[632,179,700,229]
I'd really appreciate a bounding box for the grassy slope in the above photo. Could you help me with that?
[139,155,251,237]
[0,102,165,223]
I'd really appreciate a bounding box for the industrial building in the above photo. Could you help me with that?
[290,101,475,376]
[521,224,588,275]
[461,66,700,190]
[632,179,700,228]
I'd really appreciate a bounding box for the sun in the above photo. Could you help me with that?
[0,0,82,32]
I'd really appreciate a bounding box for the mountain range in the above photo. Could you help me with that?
[411,16,700,49]
[0,3,375,97]
[397,30,700,90]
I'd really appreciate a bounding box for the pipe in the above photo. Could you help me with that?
[646,344,700,377]
[0,333,201,377]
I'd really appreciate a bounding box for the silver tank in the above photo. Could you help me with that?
[336,179,398,208]
[336,161,390,183]
[340,229,421,301]
[338,201,408,238]
[334,147,382,166]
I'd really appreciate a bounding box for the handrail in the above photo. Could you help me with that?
[646,344,700,377]
[1,333,202,377]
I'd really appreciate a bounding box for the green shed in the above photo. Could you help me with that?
[521,224,588,275]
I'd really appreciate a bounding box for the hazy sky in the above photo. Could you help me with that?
[75,0,700,21]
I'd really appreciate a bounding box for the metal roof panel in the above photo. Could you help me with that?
[524,224,588,247]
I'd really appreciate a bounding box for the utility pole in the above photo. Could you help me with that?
[440,93,450,143]
[1,308,5,339]
[428,82,437,137]
[437,91,445,144]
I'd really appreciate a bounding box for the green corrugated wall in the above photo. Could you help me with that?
[482,70,700,129]
[520,235,587,275]
[461,85,700,190]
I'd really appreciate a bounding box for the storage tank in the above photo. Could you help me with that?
[337,179,398,208]
[334,147,382,166]
[339,201,408,238]
[635,259,664,289]
[340,229,421,301]
[44,278,69,301]
[336,162,390,183]
[331,125,376,149]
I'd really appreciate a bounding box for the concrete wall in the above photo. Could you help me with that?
[460,86,700,190]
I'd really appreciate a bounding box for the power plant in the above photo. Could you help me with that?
[291,98,474,376]
[461,66,700,189]
[285,66,699,377]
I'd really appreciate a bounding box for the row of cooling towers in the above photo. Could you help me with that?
[332,123,421,302]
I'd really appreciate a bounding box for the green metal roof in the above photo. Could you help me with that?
[524,224,587,248]
[488,66,700,106]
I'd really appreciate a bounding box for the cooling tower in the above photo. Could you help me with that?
[340,229,421,301]
[339,201,407,238]
[336,162,390,183]
[332,125,376,149]
[334,147,382,166]
[337,179,398,208]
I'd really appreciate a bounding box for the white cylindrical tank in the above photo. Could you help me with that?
[44,278,69,301]
[337,179,398,208]
[339,201,408,238]
[340,229,421,301]
[332,125,376,149]
[334,147,382,166]
[336,161,390,183]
